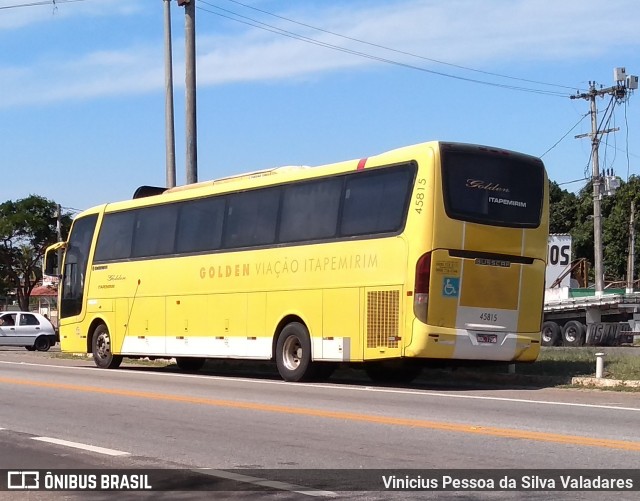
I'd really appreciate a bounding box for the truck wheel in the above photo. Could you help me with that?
[541,321,561,346]
[92,324,123,369]
[562,320,585,347]
[275,322,315,382]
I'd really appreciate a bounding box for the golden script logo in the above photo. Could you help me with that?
[465,179,510,193]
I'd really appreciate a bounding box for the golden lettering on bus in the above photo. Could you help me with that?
[250,253,379,277]
[465,179,510,193]
[302,253,378,273]
[255,258,299,278]
[199,263,250,279]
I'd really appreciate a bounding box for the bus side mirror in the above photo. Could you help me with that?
[44,242,66,278]
[44,251,58,277]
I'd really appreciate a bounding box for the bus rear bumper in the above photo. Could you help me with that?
[405,323,540,362]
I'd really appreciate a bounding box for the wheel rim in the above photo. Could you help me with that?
[282,335,303,371]
[542,328,552,343]
[565,328,576,343]
[96,331,111,360]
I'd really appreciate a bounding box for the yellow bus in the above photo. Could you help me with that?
[45,141,548,382]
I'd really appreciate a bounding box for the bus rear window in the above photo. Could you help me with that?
[441,148,544,228]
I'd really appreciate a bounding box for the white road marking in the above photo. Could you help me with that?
[1,360,639,413]
[31,436,130,457]
[195,469,337,497]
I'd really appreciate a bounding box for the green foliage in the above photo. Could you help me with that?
[0,195,73,310]
[549,181,578,234]
[550,176,640,284]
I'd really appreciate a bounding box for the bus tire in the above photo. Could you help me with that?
[176,357,205,372]
[275,322,315,382]
[541,321,561,346]
[92,324,123,369]
[34,336,51,352]
[562,320,585,347]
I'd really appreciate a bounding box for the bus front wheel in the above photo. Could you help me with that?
[92,324,123,369]
[276,322,314,382]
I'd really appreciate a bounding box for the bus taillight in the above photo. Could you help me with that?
[414,252,432,323]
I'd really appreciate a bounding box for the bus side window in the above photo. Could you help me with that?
[341,169,413,236]
[224,188,280,248]
[177,197,225,253]
[279,178,341,243]
[132,204,178,258]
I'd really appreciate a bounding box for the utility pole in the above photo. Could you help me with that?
[571,68,637,295]
[163,0,176,188]
[178,0,198,184]
[55,204,62,277]
[627,201,636,294]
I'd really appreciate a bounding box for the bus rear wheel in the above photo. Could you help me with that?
[276,322,315,382]
[92,324,123,369]
[176,357,205,372]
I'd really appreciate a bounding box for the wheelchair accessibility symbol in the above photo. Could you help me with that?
[442,277,459,298]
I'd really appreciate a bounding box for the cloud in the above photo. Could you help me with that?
[0,0,141,30]
[1,0,639,108]
[1,46,163,107]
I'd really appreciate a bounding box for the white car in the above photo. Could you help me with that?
[0,311,57,352]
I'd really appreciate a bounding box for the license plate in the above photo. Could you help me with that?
[477,334,497,344]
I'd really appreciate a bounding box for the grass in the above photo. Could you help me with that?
[520,347,640,380]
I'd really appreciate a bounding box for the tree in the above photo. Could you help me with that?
[0,196,72,310]
[569,181,597,277]
[553,176,640,285]
[549,181,578,234]
[601,176,640,282]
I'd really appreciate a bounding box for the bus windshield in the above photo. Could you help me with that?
[441,145,544,228]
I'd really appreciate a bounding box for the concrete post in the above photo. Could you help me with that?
[595,352,605,379]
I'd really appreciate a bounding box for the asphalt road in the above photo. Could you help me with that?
[0,349,639,500]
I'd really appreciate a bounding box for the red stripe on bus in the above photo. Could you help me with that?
[357,158,367,170]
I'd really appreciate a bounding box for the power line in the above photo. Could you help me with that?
[60,205,82,214]
[217,0,580,93]
[540,113,589,158]
[625,100,631,180]
[602,108,618,174]
[557,177,588,187]
[579,94,616,179]
[0,0,84,10]
[197,1,571,98]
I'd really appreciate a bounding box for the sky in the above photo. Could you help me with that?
[1,0,639,216]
